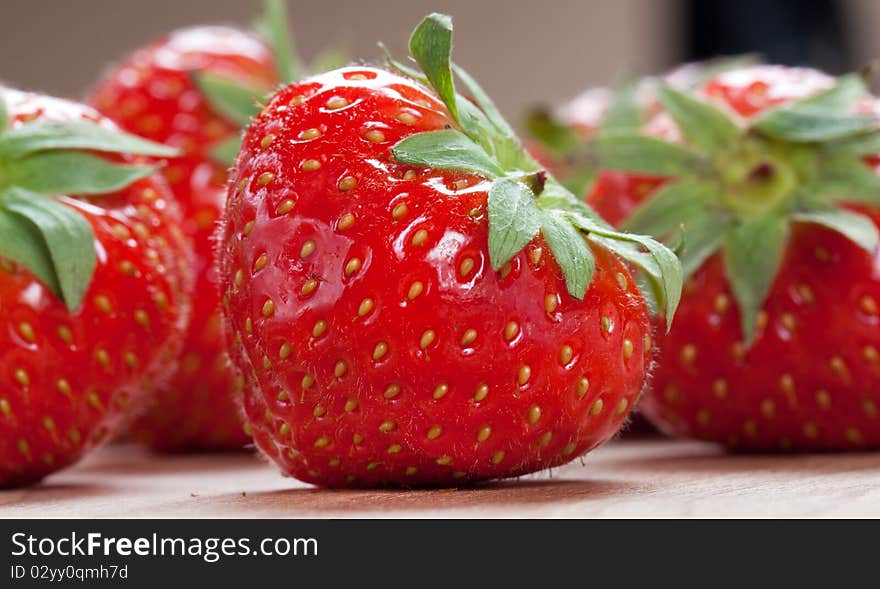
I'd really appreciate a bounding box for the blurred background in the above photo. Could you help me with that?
[2,0,880,122]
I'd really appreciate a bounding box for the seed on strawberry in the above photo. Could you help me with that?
[216,13,682,487]
[0,87,190,487]
[88,0,344,451]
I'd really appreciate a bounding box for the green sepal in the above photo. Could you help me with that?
[256,0,301,83]
[622,179,717,237]
[525,109,582,158]
[487,176,542,269]
[0,97,8,131]
[7,151,158,196]
[409,14,459,123]
[380,42,428,84]
[752,74,876,142]
[0,120,178,159]
[676,211,730,278]
[211,136,242,168]
[453,64,518,140]
[657,85,740,153]
[193,72,265,127]
[722,213,789,345]
[822,130,880,157]
[539,209,595,299]
[591,135,706,176]
[810,156,880,204]
[392,129,504,178]
[599,81,641,136]
[793,208,879,252]
[0,188,96,310]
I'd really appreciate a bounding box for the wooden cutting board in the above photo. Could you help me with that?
[3,439,879,518]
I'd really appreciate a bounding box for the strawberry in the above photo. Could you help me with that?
[88,1,340,450]
[0,87,190,486]
[216,13,682,487]
[575,64,880,450]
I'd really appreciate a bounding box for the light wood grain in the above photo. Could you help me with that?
[3,439,880,518]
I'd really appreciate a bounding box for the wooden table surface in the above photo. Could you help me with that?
[3,438,880,518]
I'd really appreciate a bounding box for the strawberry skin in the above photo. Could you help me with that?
[218,67,652,487]
[90,27,277,450]
[0,89,190,486]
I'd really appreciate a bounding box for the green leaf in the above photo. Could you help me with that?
[7,151,158,195]
[1,189,96,310]
[525,109,582,157]
[409,13,459,123]
[793,208,879,252]
[379,43,428,84]
[0,96,8,130]
[591,135,705,176]
[487,176,541,269]
[539,209,595,299]
[752,74,876,142]
[257,0,301,83]
[722,213,789,345]
[453,64,517,139]
[599,81,641,136]
[822,131,880,157]
[193,72,264,127]
[392,129,503,178]
[677,211,729,278]
[811,157,880,204]
[622,179,717,237]
[0,120,178,158]
[657,85,740,153]
[0,206,60,297]
[211,136,242,167]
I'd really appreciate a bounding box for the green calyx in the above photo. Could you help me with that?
[586,73,880,344]
[199,0,349,167]
[387,14,683,327]
[0,97,178,311]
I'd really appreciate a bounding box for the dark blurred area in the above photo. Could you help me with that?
[686,0,853,73]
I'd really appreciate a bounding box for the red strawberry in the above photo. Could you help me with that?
[216,14,681,487]
[0,87,190,486]
[580,64,880,450]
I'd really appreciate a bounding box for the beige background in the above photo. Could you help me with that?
[2,1,880,126]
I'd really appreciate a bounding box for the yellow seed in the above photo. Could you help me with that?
[714,294,730,314]
[345,258,362,276]
[0,398,10,416]
[490,451,505,465]
[427,425,443,439]
[326,96,349,110]
[616,398,629,415]
[476,425,491,443]
[364,129,385,143]
[14,369,29,387]
[260,134,275,148]
[861,296,879,316]
[863,346,879,363]
[862,400,877,418]
[384,384,401,399]
[257,172,274,186]
[411,229,429,246]
[94,295,112,314]
[55,378,72,397]
[348,73,368,81]
[328,458,340,467]
[338,176,357,191]
[373,342,388,360]
[622,339,634,360]
[713,379,728,399]
[277,391,289,402]
[459,257,475,277]
[357,298,374,317]
[254,253,268,272]
[244,317,253,334]
[313,405,326,417]
[301,159,321,171]
[589,398,604,416]
[279,423,290,436]
[334,360,347,378]
[314,436,330,448]
[289,95,304,106]
[544,293,559,313]
[681,344,697,366]
[387,444,402,455]
[337,212,355,231]
[405,466,418,476]
[460,329,477,346]
[123,352,138,369]
[559,345,573,365]
[312,320,328,338]
[616,272,628,290]
[696,409,711,426]
[379,419,396,433]
[780,313,796,332]
[780,374,795,394]
[803,421,818,439]
[756,310,769,329]
[397,111,417,125]
[517,365,531,386]
[744,420,758,437]
[17,322,35,343]
[528,405,542,424]
[473,383,489,402]
[300,240,316,258]
[830,356,847,377]
[538,431,552,447]
[530,247,543,266]
[407,281,424,300]
[419,329,436,349]
[95,349,110,367]
[436,455,453,466]
[846,427,864,444]
[301,279,318,296]
[275,199,295,215]
[601,316,612,333]
[576,377,590,399]
[392,202,408,219]
[57,326,73,344]
[302,374,315,389]
[262,299,275,317]
[299,128,321,140]
[279,342,292,360]
[816,390,831,410]
[503,321,519,341]
[562,442,577,456]
[433,383,449,400]
[344,399,358,412]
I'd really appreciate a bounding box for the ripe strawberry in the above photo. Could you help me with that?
[217,14,681,487]
[0,87,190,486]
[579,64,880,450]
[88,1,340,450]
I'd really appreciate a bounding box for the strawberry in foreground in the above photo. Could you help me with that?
[217,14,682,487]
[585,65,880,450]
[0,87,191,486]
[88,0,337,451]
